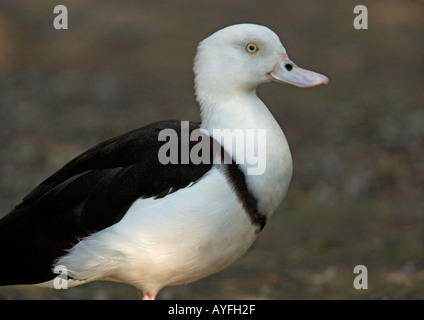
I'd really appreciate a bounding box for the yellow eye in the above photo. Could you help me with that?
[245,41,259,54]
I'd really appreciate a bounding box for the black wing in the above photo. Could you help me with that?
[0,120,213,285]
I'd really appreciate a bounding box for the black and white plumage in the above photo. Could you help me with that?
[0,24,328,299]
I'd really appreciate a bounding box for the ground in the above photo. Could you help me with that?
[0,0,423,299]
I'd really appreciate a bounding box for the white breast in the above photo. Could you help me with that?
[201,93,293,217]
[54,166,257,295]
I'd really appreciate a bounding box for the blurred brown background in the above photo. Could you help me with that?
[0,0,423,299]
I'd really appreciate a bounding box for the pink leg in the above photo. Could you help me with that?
[137,289,156,300]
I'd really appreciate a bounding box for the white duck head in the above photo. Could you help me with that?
[194,23,328,108]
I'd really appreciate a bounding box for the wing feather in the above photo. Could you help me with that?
[0,120,213,285]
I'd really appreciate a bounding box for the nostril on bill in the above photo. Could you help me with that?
[284,63,293,71]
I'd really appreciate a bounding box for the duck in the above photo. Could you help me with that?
[0,23,328,299]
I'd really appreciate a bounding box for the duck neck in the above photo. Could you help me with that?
[199,90,293,217]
